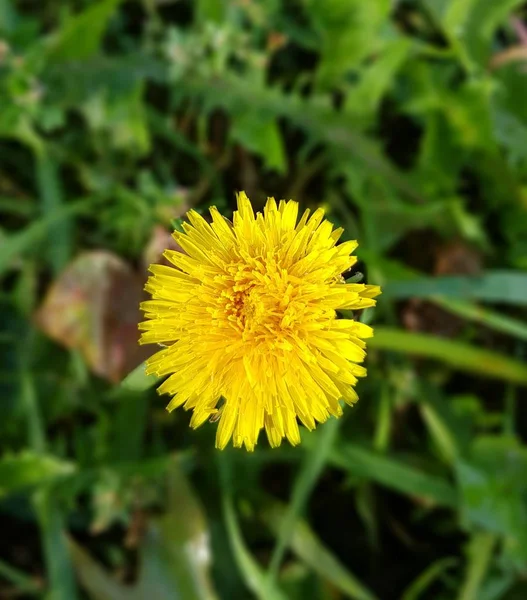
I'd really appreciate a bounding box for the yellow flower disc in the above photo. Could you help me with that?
[139,192,381,450]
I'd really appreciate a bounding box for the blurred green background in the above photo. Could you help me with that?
[2,0,527,599]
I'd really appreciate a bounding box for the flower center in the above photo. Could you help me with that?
[218,258,302,344]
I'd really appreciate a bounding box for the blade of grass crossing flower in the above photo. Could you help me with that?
[330,444,457,508]
[36,149,70,274]
[432,297,527,342]
[401,557,458,600]
[217,454,287,600]
[120,361,159,391]
[457,533,497,600]
[262,502,378,600]
[267,417,341,584]
[369,328,527,386]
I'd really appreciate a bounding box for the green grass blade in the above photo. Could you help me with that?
[369,327,527,386]
[432,297,527,342]
[401,557,458,600]
[383,271,527,306]
[20,369,46,453]
[267,417,340,584]
[420,402,459,465]
[33,489,80,600]
[222,495,287,600]
[330,444,457,508]
[457,533,496,600]
[36,150,71,274]
[20,352,79,600]
[218,454,287,600]
[262,502,378,600]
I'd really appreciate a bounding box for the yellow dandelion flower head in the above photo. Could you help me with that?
[139,192,381,451]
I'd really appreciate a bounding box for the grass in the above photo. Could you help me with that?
[1,1,527,599]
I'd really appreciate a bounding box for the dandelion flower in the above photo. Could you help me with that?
[139,192,381,450]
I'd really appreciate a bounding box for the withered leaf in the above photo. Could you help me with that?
[36,251,151,383]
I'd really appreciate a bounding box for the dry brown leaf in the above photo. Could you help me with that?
[36,251,151,383]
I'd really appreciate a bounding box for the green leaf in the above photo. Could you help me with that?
[231,112,286,174]
[330,444,457,508]
[346,272,364,284]
[345,38,412,120]
[369,327,527,386]
[307,0,391,87]
[42,55,167,108]
[186,74,428,203]
[383,271,527,305]
[82,82,151,155]
[456,436,527,568]
[197,0,226,23]
[48,0,124,61]
[0,451,75,498]
[438,0,526,67]
[262,501,378,600]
